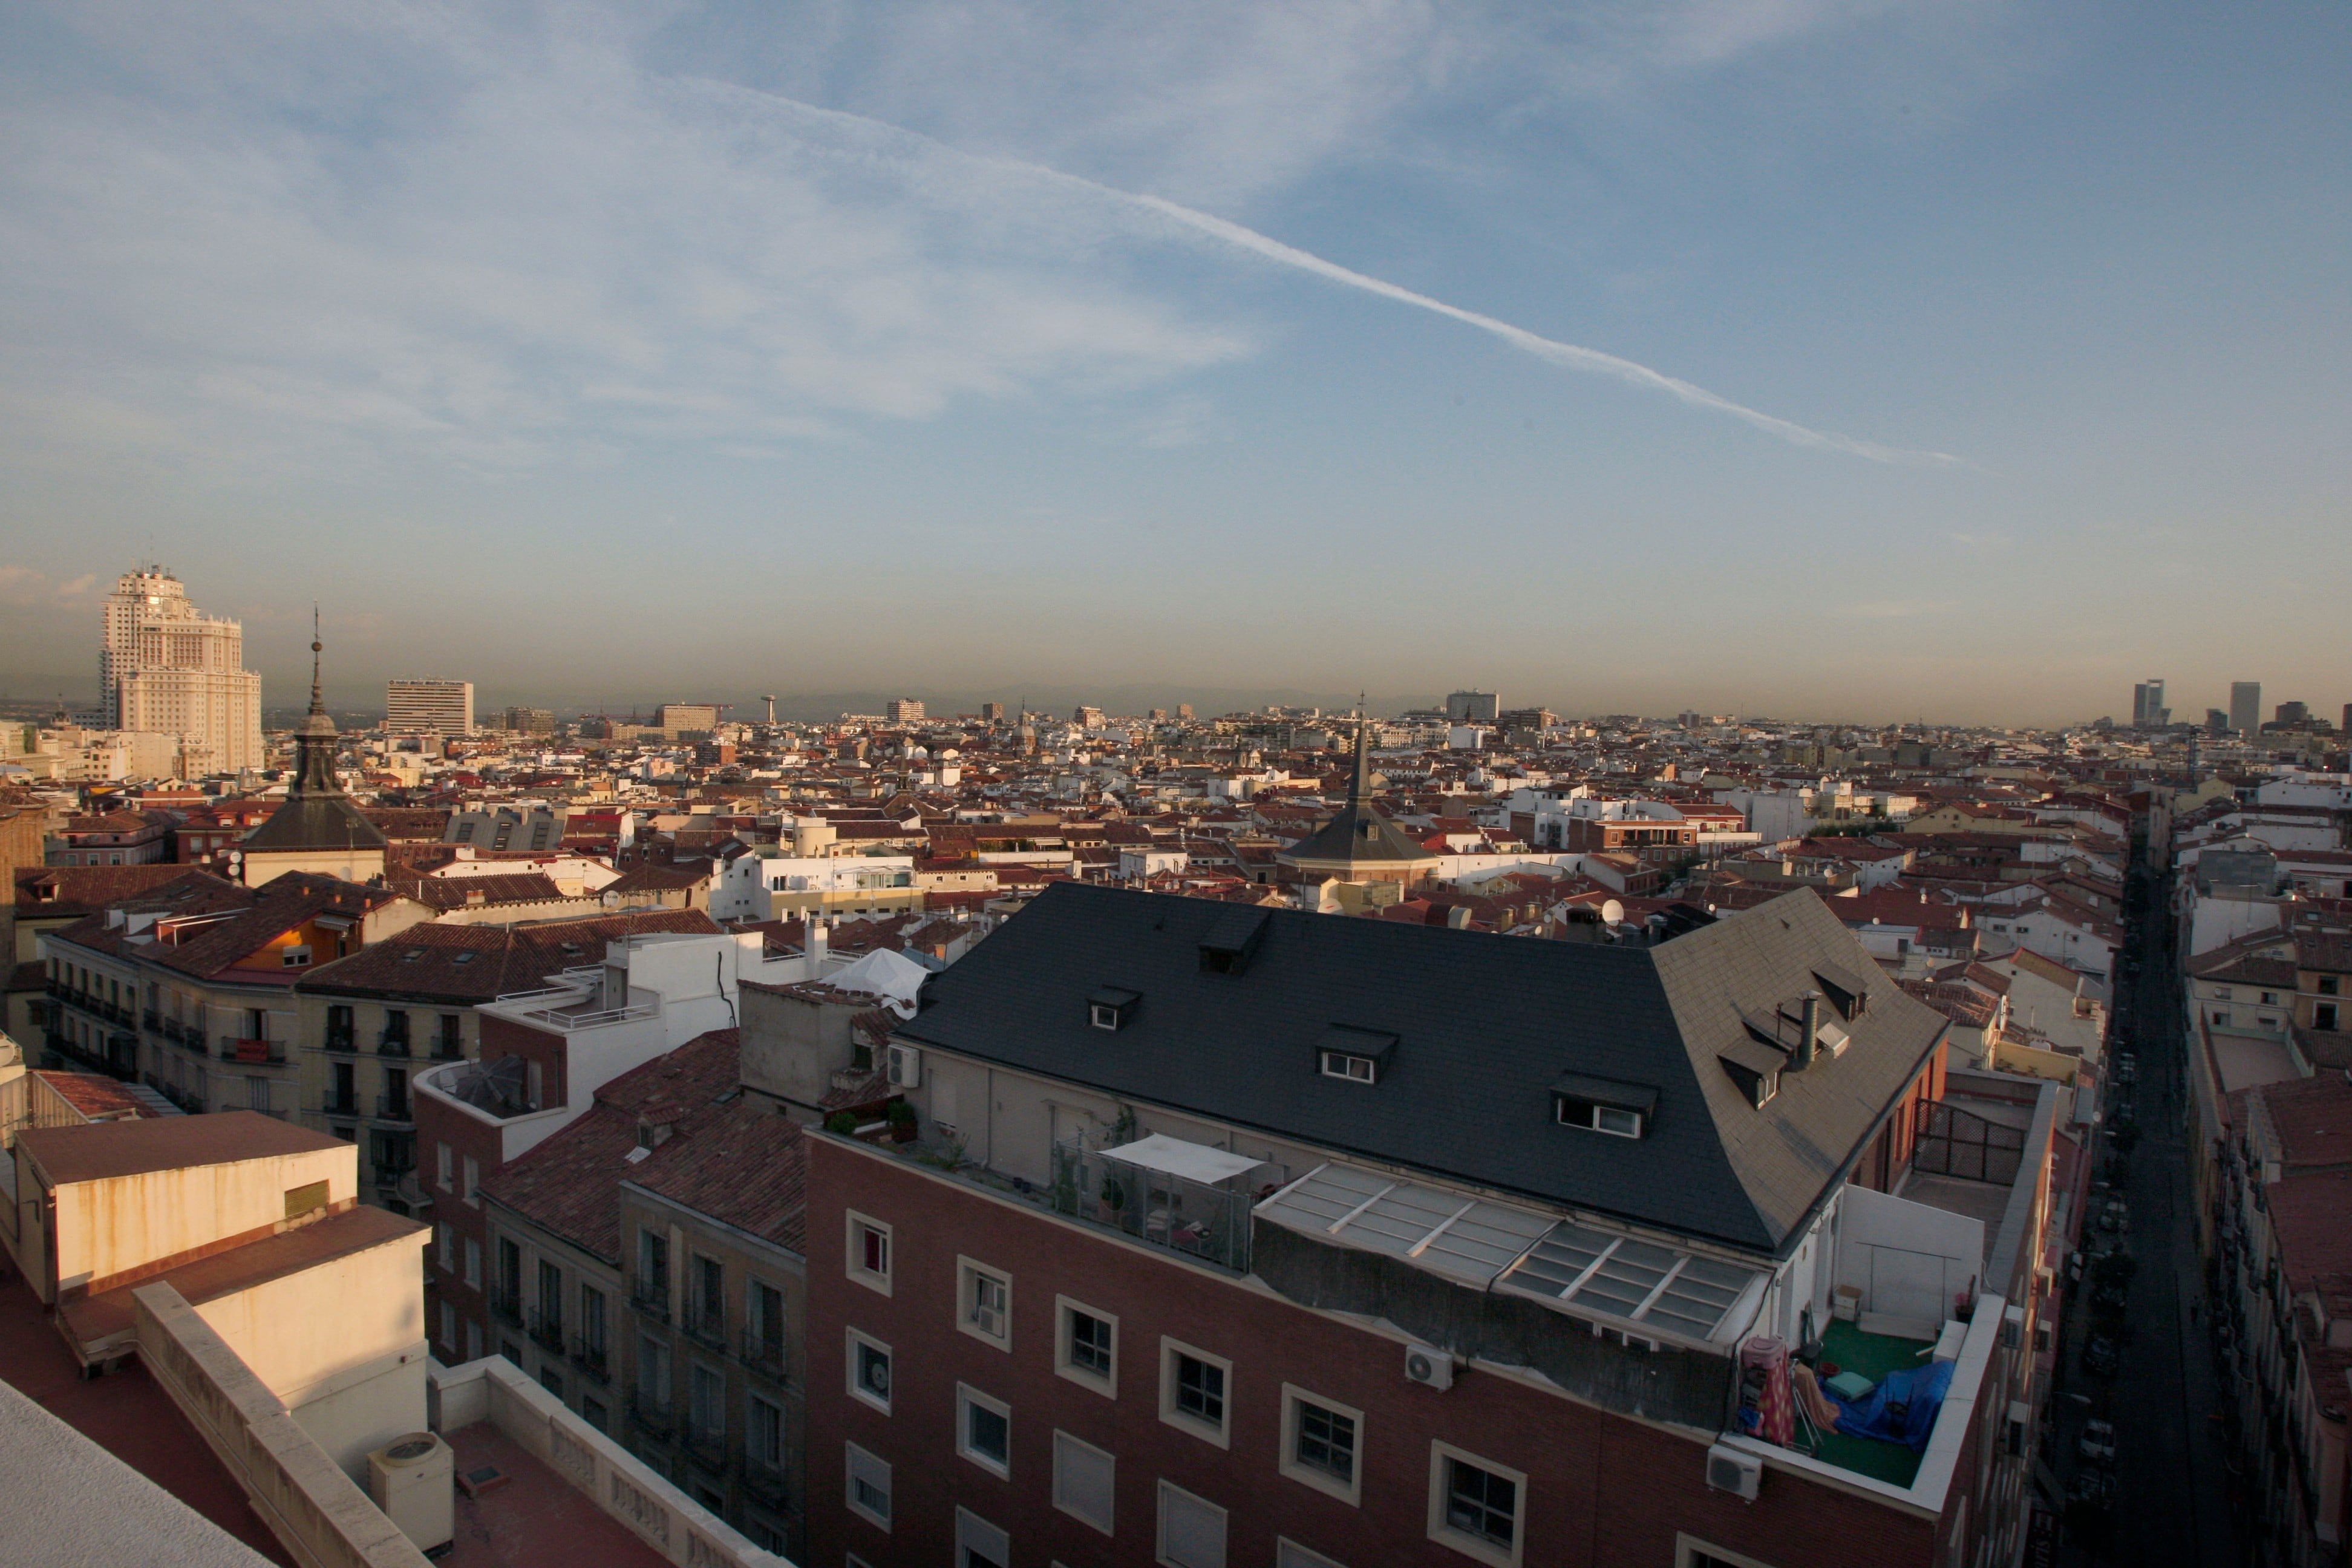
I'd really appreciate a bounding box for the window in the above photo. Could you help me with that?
[1555,1094,1644,1138]
[580,1287,606,1361]
[437,1142,452,1191]
[639,1336,670,1404]
[956,1506,1008,1568]
[1278,1544,1348,1568]
[465,1319,483,1362]
[692,1253,726,1339]
[1157,1480,1227,1568]
[958,1384,1011,1477]
[1091,1004,1121,1031]
[1428,1442,1525,1568]
[959,1257,1011,1349]
[539,1365,563,1402]
[2321,1004,2341,1031]
[1051,1430,1115,1535]
[847,1328,892,1413]
[2262,991,2279,1005]
[747,1278,786,1363]
[2213,1011,2232,1027]
[438,1300,456,1351]
[1160,1338,1231,1448]
[1280,1386,1362,1505]
[1677,1540,1781,1568]
[538,1260,563,1333]
[2323,977,2342,996]
[690,1363,724,1439]
[746,1393,783,1470]
[464,1237,482,1290]
[462,1155,480,1207]
[846,1212,892,1296]
[639,1230,669,1301]
[1056,1296,1117,1396]
[2216,987,2234,1001]
[1320,1051,1376,1083]
[845,1442,892,1530]
[581,1396,607,1433]
[436,1223,454,1271]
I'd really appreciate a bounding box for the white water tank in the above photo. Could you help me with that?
[367,1431,454,1552]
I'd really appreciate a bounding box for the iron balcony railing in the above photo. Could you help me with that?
[627,1391,674,1439]
[376,1094,413,1123]
[528,1308,566,1354]
[377,1030,412,1057]
[681,1303,728,1353]
[628,1276,671,1325]
[570,1335,610,1383]
[323,1027,357,1054]
[488,1285,523,1328]
[684,1419,727,1468]
[142,1008,160,1031]
[737,1331,787,1384]
[318,1092,361,1117]
[737,1456,790,1510]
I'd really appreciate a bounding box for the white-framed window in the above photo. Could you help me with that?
[436,1223,454,1271]
[436,1142,452,1192]
[957,1383,1011,1478]
[465,1318,482,1362]
[1157,1479,1227,1568]
[956,1506,1009,1568]
[1278,1542,1348,1568]
[846,1211,892,1296]
[846,1328,892,1414]
[1090,1003,1121,1031]
[1159,1337,1231,1448]
[1554,1094,1643,1138]
[1051,1429,1115,1535]
[958,1256,1011,1350]
[462,1155,480,1207]
[437,1299,456,1352]
[1279,1385,1363,1506]
[690,1361,725,1441]
[845,1441,892,1530]
[1428,1441,1525,1568]
[1319,1051,1376,1083]
[1056,1295,1117,1397]
[463,1236,482,1289]
[1677,1536,1782,1568]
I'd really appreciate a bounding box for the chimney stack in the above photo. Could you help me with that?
[1797,991,1823,1070]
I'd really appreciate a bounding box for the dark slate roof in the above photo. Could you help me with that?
[295,907,719,1003]
[895,883,1947,1256]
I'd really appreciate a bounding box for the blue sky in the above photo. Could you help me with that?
[1,1,2345,723]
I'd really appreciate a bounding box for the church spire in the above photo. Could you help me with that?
[308,605,324,717]
[1347,695,1370,808]
[290,611,341,797]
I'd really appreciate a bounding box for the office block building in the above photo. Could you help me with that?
[387,679,474,734]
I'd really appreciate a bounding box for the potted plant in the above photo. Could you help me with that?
[1097,1176,1126,1225]
[886,1099,918,1143]
[823,1111,858,1137]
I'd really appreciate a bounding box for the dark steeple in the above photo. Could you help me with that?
[241,616,388,855]
[1275,700,1438,875]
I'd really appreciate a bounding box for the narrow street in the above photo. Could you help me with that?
[2056,861,2240,1566]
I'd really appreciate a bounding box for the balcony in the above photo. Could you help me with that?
[570,1336,611,1383]
[528,1308,566,1355]
[684,1421,728,1469]
[1045,1129,1257,1273]
[322,1027,356,1055]
[628,1276,671,1325]
[489,1285,523,1329]
[142,1008,160,1031]
[736,1332,787,1385]
[627,1391,674,1440]
[737,1457,790,1511]
[430,1036,466,1062]
[681,1303,728,1353]
[377,1030,412,1058]
[371,1163,411,1188]
[219,1036,287,1065]
[376,1094,414,1125]
[317,1092,361,1118]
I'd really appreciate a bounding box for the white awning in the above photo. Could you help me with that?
[1100,1134,1265,1186]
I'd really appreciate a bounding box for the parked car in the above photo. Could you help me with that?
[2085,1336,2120,1376]
[2080,1419,2118,1466]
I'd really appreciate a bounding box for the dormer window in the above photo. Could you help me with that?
[1321,1050,1377,1083]
[1088,987,1140,1031]
[1552,1075,1657,1138]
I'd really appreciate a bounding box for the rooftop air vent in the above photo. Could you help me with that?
[1197,906,1269,975]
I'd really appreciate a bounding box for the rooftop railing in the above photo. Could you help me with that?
[1047,1131,1254,1274]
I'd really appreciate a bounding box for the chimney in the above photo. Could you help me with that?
[1446,906,1473,930]
[1797,991,1823,1070]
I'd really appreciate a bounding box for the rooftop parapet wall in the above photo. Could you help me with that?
[426,1356,788,1568]
[134,1279,433,1568]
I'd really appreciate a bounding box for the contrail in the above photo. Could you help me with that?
[707,82,1958,465]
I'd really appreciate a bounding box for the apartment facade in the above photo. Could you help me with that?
[805,884,2059,1568]
[36,870,428,1116]
[101,567,264,774]
[386,679,475,735]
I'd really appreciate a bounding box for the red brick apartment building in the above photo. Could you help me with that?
[803,883,2059,1568]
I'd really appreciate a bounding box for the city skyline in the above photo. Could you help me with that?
[3,3,2348,722]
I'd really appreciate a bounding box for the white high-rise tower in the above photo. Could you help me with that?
[102,566,263,774]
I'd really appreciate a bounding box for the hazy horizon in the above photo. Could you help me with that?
[4,3,2347,728]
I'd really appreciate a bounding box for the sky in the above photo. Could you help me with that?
[0,1,2346,725]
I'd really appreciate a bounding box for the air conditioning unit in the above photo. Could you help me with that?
[886,1043,921,1089]
[367,1431,454,1552]
[1705,1443,1763,1501]
[1403,1344,1454,1390]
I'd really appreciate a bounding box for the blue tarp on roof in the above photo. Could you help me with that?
[1829,1359,1955,1452]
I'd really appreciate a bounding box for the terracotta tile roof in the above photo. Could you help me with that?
[485,1029,806,1259]
[296,908,719,1003]
[384,872,572,910]
[15,863,234,919]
